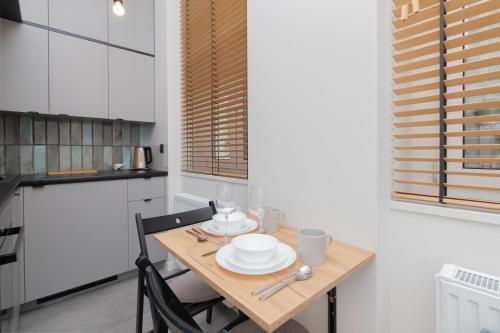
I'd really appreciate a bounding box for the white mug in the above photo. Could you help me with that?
[299,228,332,266]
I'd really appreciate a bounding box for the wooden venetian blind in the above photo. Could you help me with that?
[181,0,248,179]
[392,0,500,210]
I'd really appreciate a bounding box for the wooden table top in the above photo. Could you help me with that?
[154,225,375,332]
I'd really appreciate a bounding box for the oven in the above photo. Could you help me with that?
[0,189,23,333]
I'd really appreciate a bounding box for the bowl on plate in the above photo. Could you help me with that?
[213,211,247,230]
[231,234,279,264]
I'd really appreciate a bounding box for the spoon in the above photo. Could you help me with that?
[259,266,312,301]
[252,265,312,301]
[252,265,311,296]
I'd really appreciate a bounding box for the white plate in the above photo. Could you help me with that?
[225,244,288,270]
[201,219,258,236]
[216,242,296,275]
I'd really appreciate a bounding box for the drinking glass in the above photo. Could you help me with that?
[215,183,236,243]
[248,184,266,228]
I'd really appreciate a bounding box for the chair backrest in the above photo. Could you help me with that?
[135,255,203,333]
[135,201,216,257]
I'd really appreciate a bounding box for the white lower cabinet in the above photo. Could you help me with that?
[128,198,167,269]
[24,181,128,301]
[0,189,24,310]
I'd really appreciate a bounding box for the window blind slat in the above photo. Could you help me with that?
[182,0,247,178]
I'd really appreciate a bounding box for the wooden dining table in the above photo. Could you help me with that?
[154,225,375,332]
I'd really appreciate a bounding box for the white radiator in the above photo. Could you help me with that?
[437,264,500,333]
[173,193,212,213]
[170,193,212,270]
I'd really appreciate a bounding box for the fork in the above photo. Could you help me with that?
[185,229,219,245]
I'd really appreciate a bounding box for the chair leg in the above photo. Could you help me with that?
[206,305,213,324]
[136,273,145,333]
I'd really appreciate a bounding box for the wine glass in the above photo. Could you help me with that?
[248,184,266,229]
[215,183,236,243]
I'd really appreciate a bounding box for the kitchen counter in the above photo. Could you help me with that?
[0,169,168,213]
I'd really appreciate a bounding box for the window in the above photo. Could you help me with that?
[181,0,248,179]
[392,0,500,210]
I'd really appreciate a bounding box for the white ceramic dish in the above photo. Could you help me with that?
[213,211,247,230]
[216,243,296,276]
[225,244,287,270]
[231,234,278,264]
[200,219,258,236]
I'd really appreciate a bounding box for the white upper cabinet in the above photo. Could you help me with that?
[19,0,48,25]
[49,0,107,41]
[0,20,49,114]
[108,0,154,54]
[49,32,108,118]
[109,48,155,122]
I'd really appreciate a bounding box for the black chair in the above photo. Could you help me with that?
[135,202,224,333]
[136,255,309,333]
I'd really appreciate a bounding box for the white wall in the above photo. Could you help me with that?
[377,0,500,332]
[248,1,379,332]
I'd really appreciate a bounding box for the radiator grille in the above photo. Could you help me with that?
[171,193,212,270]
[452,268,500,296]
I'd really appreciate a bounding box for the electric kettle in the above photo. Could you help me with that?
[133,147,153,169]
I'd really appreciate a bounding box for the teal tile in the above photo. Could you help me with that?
[5,116,19,144]
[47,120,59,144]
[112,146,122,164]
[130,125,139,146]
[47,145,59,172]
[20,145,33,174]
[122,146,131,169]
[59,119,70,145]
[71,146,82,170]
[82,146,92,169]
[5,145,19,175]
[33,118,46,144]
[71,120,82,145]
[93,146,103,170]
[113,121,122,146]
[139,125,150,146]
[103,122,113,145]
[19,117,32,145]
[34,145,46,174]
[103,146,112,170]
[92,121,102,145]
[59,146,71,171]
[82,120,92,145]
[122,123,130,145]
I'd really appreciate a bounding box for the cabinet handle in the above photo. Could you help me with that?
[32,184,45,189]
[144,198,152,202]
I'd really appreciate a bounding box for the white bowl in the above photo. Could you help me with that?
[231,234,278,264]
[213,211,247,230]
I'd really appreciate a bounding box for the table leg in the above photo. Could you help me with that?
[328,288,337,333]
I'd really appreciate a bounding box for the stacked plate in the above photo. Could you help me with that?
[201,211,258,236]
[216,234,296,275]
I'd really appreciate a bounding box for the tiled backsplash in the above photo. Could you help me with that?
[0,113,151,175]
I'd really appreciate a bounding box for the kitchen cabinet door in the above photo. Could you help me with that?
[19,0,48,25]
[109,48,155,122]
[0,189,24,310]
[49,0,107,41]
[49,32,108,119]
[24,181,128,301]
[0,21,48,114]
[108,0,154,54]
[128,198,167,269]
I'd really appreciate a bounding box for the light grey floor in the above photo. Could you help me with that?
[19,271,238,333]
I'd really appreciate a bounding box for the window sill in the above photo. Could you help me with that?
[181,172,248,185]
[390,200,500,227]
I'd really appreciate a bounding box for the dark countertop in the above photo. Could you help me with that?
[0,169,168,214]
